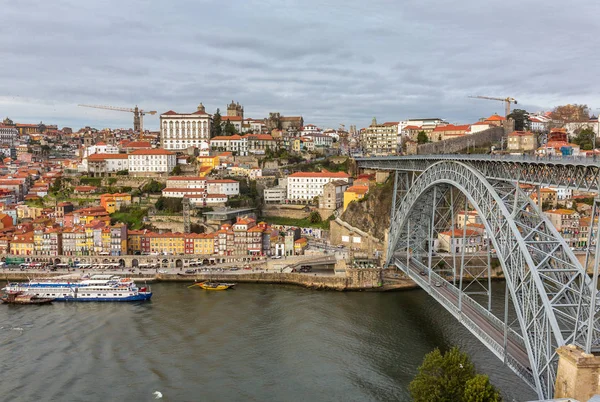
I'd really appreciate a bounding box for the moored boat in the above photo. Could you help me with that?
[2,275,152,302]
[189,281,236,291]
[1,291,54,305]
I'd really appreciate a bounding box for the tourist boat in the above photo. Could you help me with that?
[1,291,54,305]
[189,281,236,291]
[2,275,152,302]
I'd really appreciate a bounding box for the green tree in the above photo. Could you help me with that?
[409,347,476,402]
[171,165,182,175]
[463,374,502,402]
[417,131,429,144]
[572,128,595,150]
[308,211,322,223]
[506,109,531,131]
[141,179,165,194]
[212,108,222,137]
[224,120,237,136]
[551,104,590,123]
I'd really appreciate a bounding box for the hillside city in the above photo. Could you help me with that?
[0,101,598,265]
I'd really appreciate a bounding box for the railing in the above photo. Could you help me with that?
[357,153,600,166]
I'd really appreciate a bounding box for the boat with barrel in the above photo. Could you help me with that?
[188,281,236,291]
[1,290,54,305]
[2,275,152,302]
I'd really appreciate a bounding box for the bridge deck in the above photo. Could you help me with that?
[394,257,536,391]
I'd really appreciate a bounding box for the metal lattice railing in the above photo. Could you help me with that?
[387,161,596,400]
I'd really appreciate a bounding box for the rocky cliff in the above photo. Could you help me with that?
[340,177,393,241]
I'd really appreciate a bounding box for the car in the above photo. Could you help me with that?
[338,245,344,249]
[434,282,442,287]
[185,269,196,274]
[272,256,282,259]
[419,271,427,276]
[158,269,167,274]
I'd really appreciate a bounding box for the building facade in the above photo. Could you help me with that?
[128,149,176,175]
[160,104,212,150]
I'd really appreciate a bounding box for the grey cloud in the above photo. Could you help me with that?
[1,0,600,130]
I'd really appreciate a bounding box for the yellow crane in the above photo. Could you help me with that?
[78,104,157,132]
[468,96,517,117]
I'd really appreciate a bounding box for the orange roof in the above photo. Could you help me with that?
[130,149,174,155]
[545,209,577,215]
[167,176,206,181]
[432,124,470,132]
[485,114,506,121]
[124,141,151,148]
[439,229,481,237]
[403,125,421,130]
[211,135,244,141]
[295,238,308,244]
[221,116,243,121]
[207,179,238,184]
[88,153,128,160]
[346,185,369,195]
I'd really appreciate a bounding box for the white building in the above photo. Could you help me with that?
[304,133,333,148]
[166,176,207,189]
[160,103,212,150]
[162,188,208,198]
[128,149,176,175]
[210,135,248,156]
[83,141,119,158]
[264,186,287,203]
[0,125,18,145]
[86,154,129,176]
[286,170,351,201]
[186,194,228,206]
[206,179,240,196]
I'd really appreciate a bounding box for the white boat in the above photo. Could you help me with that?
[2,275,152,302]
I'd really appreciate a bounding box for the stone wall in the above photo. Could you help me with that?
[417,127,504,155]
[262,204,310,219]
[329,218,384,257]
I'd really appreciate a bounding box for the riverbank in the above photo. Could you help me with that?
[0,269,418,292]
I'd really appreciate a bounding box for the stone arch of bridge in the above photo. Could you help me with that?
[388,161,595,399]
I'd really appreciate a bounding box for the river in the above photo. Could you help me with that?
[0,282,536,401]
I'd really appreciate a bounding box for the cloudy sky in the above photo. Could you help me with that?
[1,0,599,131]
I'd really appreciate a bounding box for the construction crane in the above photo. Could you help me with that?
[468,96,517,117]
[78,104,157,132]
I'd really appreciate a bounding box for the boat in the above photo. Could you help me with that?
[1,291,54,305]
[2,275,152,302]
[189,281,236,291]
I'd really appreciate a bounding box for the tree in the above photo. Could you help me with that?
[141,179,165,194]
[212,108,222,137]
[572,128,595,150]
[506,109,531,131]
[409,347,477,402]
[308,211,322,223]
[551,104,590,123]
[171,165,182,175]
[417,131,429,144]
[224,120,237,136]
[463,375,501,402]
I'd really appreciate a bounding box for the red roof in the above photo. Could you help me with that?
[508,131,534,137]
[221,116,243,121]
[403,125,421,130]
[211,135,243,141]
[130,149,174,156]
[124,141,152,148]
[207,179,238,184]
[161,110,178,115]
[163,188,207,193]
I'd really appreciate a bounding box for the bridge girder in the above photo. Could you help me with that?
[388,161,598,399]
[357,155,600,192]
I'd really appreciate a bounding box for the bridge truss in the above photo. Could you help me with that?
[384,161,600,399]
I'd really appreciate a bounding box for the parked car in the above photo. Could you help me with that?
[230,267,240,271]
[272,256,282,259]
[185,269,196,274]
[158,269,167,274]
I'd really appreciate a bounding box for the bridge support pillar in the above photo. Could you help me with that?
[555,345,600,401]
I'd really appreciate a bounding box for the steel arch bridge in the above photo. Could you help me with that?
[362,159,600,399]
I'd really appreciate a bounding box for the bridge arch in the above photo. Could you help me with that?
[388,161,596,398]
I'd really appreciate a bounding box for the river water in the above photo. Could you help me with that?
[1,282,536,401]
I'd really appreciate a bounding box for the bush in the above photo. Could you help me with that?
[141,179,166,194]
[409,347,501,402]
[80,177,102,187]
[108,178,118,185]
[155,197,183,213]
[116,170,129,176]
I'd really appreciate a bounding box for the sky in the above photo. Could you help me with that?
[1,0,599,131]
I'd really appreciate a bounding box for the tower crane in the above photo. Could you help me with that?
[468,96,517,117]
[78,104,157,132]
